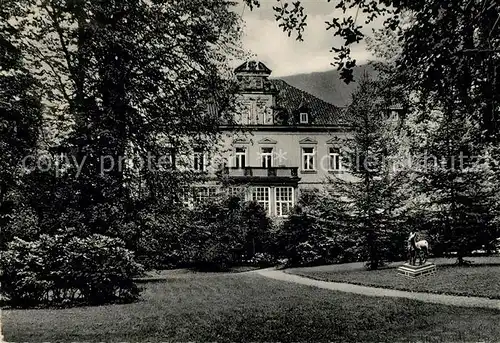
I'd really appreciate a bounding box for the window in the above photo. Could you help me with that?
[300,112,308,124]
[264,107,273,124]
[179,187,193,207]
[329,147,341,171]
[162,148,175,170]
[252,187,270,214]
[252,77,263,89]
[229,186,245,198]
[194,186,218,203]
[193,149,205,172]
[261,147,273,168]
[387,109,399,121]
[235,147,246,168]
[275,187,294,217]
[167,150,174,168]
[302,147,315,171]
[149,149,175,172]
[243,100,253,124]
[249,100,257,124]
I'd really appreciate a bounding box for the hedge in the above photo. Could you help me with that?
[0,233,143,308]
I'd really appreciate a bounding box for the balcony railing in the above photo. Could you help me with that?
[223,166,299,178]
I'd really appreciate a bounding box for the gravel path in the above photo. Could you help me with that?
[256,268,500,310]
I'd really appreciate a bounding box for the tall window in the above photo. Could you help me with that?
[158,148,175,171]
[264,107,273,124]
[193,148,205,172]
[302,147,315,170]
[252,77,263,89]
[249,100,257,124]
[329,147,341,171]
[275,187,294,217]
[300,112,308,124]
[194,186,218,204]
[244,100,253,124]
[166,148,176,169]
[386,109,400,121]
[235,147,246,168]
[179,187,192,207]
[252,187,270,214]
[229,186,245,199]
[261,147,273,168]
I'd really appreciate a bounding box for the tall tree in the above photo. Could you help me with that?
[330,75,408,269]
[4,0,242,243]
[0,18,43,245]
[404,101,498,264]
[367,11,499,263]
[246,0,500,141]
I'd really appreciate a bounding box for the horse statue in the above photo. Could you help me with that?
[407,232,429,265]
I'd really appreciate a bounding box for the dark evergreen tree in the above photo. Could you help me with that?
[329,75,409,269]
[366,10,499,263]
[405,101,498,264]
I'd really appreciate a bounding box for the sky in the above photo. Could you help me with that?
[236,0,384,77]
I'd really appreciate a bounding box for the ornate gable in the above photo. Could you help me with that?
[299,137,318,144]
[258,137,277,144]
[326,136,342,145]
[233,138,250,145]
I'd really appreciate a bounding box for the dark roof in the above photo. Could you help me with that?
[234,60,272,74]
[270,79,347,125]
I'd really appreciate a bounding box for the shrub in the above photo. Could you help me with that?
[131,210,187,270]
[240,201,274,258]
[0,204,40,250]
[181,198,245,271]
[180,196,274,271]
[275,207,337,266]
[276,199,363,267]
[0,233,143,308]
[244,252,277,267]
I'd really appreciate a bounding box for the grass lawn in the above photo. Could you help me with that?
[3,272,500,342]
[288,256,500,299]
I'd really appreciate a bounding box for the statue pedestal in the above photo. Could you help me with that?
[397,262,436,278]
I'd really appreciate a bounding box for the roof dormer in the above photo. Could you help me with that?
[235,60,272,91]
[299,112,309,124]
[297,94,310,124]
[234,60,272,75]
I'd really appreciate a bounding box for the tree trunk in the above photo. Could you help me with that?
[367,227,379,270]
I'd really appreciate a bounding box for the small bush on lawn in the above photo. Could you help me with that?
[244,252,277,267]
[0,233,143,308]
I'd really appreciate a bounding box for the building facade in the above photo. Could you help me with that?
[192,60,358,217]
